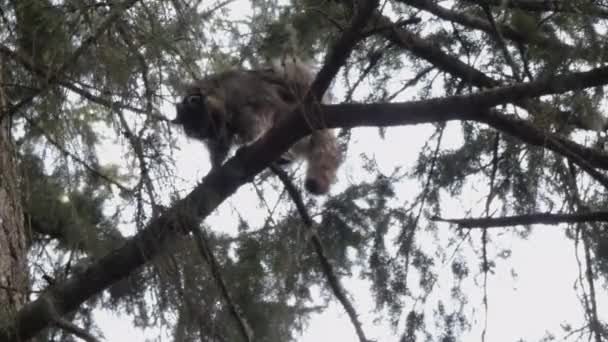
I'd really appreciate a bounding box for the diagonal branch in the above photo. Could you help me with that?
[269,165,370,342]
[6,47,608,341]
[373,11,499,88]
[191,227,253,342]
[372,12,598,132]
[399,0,569,50]
[22,116,133,193]
[54,317,100,342]
[432,211,608,229]
[464,0,608,18]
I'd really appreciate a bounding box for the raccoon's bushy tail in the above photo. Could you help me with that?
[304,130,340,195]
[271,56,341,195]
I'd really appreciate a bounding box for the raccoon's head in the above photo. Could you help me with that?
[173,87,226,141]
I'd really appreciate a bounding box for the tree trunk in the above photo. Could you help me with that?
[0,64,28,323]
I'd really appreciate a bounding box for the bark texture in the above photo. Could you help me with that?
[0,69,28,325]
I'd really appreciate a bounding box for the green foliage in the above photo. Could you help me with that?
[19,150,123,256]
[3,0,608,341]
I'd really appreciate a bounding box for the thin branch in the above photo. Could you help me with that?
[22,116,133,193]
[268,1,381,340]
[269,165,370,342]
[564,165,604,342]
[115,110,158,211]
[0,44,154,118]
[374,11,498,88]
[581,228,603,342]
[372,11,599,134]
[431,211,608,229]
[464,0,608,18]
[480,132,499,342]
[398,0,569,50]
[191,227,254,342]
[54,317,101,342]
[479,3,521,80]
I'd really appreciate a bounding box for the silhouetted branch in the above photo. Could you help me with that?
[54,317,100,342]
[431,211,608,228]
[463,0,608,18]
[399,0,568,50]
[191,227,254,342]
[374,11,498,88]
[268,165,312,226]
[269,165,370,342]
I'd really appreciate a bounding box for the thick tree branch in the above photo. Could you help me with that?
[432,211,608,229]
[374,12,596,132]
[464,0,608,18]
[399,0,568,50]
[321,63,608,129]
[6,48,608,342]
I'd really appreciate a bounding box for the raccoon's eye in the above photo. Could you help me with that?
[185,94,203,105]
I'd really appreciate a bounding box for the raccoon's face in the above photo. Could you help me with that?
[173,93,221,140]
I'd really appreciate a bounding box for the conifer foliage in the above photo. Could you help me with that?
[1,0,608,341]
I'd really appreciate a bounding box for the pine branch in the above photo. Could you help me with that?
[431,211,608,228]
